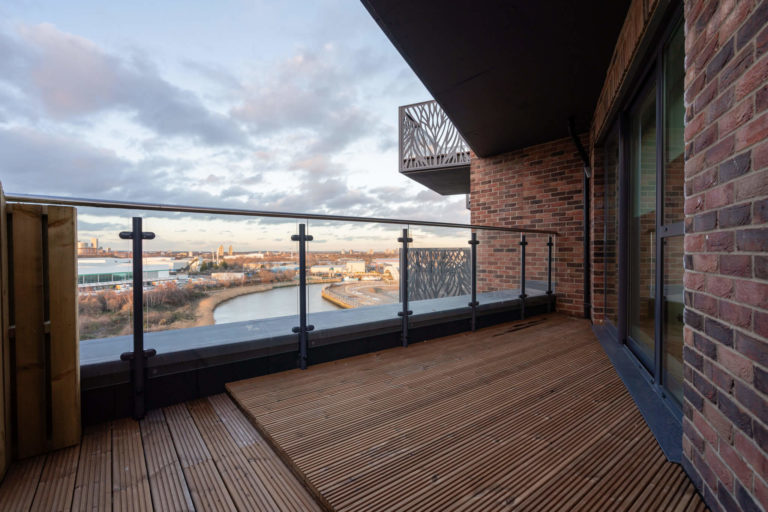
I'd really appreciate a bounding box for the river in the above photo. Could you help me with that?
[213,283,342,324]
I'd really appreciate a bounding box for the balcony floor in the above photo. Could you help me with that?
[227,313,708,511]
[0,395,323,511]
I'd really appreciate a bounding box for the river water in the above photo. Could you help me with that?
[213,283,342,324]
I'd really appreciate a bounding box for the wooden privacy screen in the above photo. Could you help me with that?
[5,202,80,460]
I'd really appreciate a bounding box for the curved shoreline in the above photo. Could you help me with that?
[198,281,298,325]
[320,287,354,309]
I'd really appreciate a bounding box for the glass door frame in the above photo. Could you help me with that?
[624,75,658,373]
[615,12,685,417]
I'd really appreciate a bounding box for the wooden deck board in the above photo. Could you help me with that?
[0,395,322,511]
[227,313,709,512]
[140,409,194,512]
[71,424,111,512]
[111,418,152,512]
[0,455,45,510]
[30,444,79,511]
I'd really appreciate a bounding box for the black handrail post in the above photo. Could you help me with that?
[468,232,479,331]
[398,228,413,347]
[519,234,527,320]
[546,236,554,313]
[291,223,314,369]
[118,217,156,420]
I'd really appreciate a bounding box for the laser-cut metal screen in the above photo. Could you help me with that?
[403,247,471,301]
[399,100,470,173]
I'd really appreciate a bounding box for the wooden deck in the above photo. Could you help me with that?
[228,314,708,511]
[0,395,323,511]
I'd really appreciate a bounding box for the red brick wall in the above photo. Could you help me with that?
[681,1,768,511]
[591,0,662,142]
[470,136,586,317]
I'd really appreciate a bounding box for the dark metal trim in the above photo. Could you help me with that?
[5,193,559,236]
[468,232,479,331]
[519,234,527,320]
[117,217,156,420]
[568,118,592,321]
[546,236,554,313]
[617,111,629,347]
[291,223,314,370]
[398,229,413,347]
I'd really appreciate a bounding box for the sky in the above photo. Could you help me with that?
[0,0,470,252]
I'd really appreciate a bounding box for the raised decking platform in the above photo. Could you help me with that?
[0,395,323,511]
[227,314,708,511]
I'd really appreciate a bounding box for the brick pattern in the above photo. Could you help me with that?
[470,136,586,317]
[682,1,768,511]
[591,0,661,143]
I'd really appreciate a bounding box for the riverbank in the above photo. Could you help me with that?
[321,287,354,309]
[79,278,344,338]
[195,281,296,325]
[321,282,399,309]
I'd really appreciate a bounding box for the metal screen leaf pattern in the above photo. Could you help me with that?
[405,248,471,301]
[399,100,470,172]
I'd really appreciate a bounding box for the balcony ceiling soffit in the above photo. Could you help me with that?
[363,0,631,157]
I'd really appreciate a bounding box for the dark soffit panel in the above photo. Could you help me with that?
[362,0,631,157]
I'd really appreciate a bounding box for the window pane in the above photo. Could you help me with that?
[663,235,684,405]
[628,84,657,370]
[664,22,685,225]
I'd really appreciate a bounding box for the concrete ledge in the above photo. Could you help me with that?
[81,288,551,389]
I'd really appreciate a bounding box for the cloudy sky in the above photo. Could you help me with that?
[0,0,470,252]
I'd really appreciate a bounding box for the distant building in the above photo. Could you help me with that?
[217,245,224,258]
[90,237,99,249]
[310,265,341,275]
[228,245,233,256]
[211,272,244,281]
[77,241,98,256]
[345,260,366,274]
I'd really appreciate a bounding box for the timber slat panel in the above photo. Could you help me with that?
[228,313,708,511]
[9,204,47,459]
[46,206,80,451]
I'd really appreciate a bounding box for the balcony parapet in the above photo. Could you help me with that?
[398,100,470,195]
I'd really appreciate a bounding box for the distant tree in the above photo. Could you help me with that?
[200,261,208,272]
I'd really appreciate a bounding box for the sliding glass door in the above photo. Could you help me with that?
[627,81,658,371]
[604,18,684,409]
[660,22,685,405]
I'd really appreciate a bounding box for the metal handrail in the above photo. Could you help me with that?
[5,193,558,236]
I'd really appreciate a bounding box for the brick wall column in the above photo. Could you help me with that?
[681,1,768,511]
[470,136,587,317]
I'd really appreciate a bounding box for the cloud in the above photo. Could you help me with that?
[0,127,130,194]
[0,23,247,147]
[232,49,381,156]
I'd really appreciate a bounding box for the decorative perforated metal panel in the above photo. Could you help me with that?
[399,100,471,173]
[404,248,471,301]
